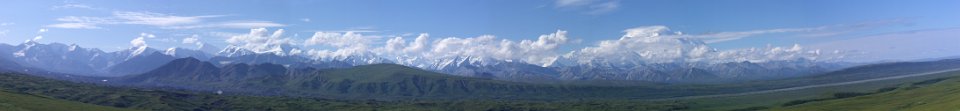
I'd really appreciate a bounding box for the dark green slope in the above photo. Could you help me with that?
[0,91,135,111]
[107,52,178,75]
[119,58,960,100]
[0,72,686,111]
[772,71,960,110]
[121,58,700,100]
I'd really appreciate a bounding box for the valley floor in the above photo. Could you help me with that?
[772,73,960,110]
[674,70,960,110]
[0,91,135,111]
[3,67,960,110]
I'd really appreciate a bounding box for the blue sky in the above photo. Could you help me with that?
[1,0,959,62]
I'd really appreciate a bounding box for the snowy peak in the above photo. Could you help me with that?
[217,45,255,57]
[543,55,576,67]
[427,56,504,70]
[197,42,221,55]
[118,46,159,60]
[164,47,213,60]
[311,51,392,65]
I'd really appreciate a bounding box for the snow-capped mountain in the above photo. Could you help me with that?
[165,48,214,60]
[307,51,393,66]
[0,41,853,82]
[1,41,175,76]
[217,45,256,57]
[7,41,114,74]
[107,51,178,76]
[433,56,558,80]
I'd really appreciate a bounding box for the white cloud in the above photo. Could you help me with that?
[46,11,285,29]
[182,34,199,44]
[216,21,285,29]
[301,31,383,60]
[225,28,298,55]
[368,30,572,66]
[129,32,159,47]
[140,33,156,38]
[301,18,311,22]
[570,26,698,64]
[809,28,960,62]
[565,25,829,65]
[375,33,431,59]
[51,4,95,10]
[130,37,147,47]
[46,23,101,29]
[37,29,48,33]
[555,0,592,7]
[623,26,669,38]
[553,0,621,14]
[675,20,908,43]
[0,22,13,26]
[43,14,119,29]
[222,25,841,67]
[162,20,286,29]
[680,27,821,43]
[114,11,220,26]
[304,31,374,48]
[32,36,43,41]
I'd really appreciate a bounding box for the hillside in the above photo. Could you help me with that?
[669,67,960,110]
[118,58,701,100]
[0,72,688,110]
[112,58,960,101]
[774,73,960,110]
[0,91,135,111]
[5,56,960,110]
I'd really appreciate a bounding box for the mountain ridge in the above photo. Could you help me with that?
[0,42,853,82]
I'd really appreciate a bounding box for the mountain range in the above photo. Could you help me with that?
[0,41,853,83]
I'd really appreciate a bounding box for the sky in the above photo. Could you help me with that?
[0,0,958,63]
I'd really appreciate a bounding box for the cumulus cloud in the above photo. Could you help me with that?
[32,36,43,41]
[140,33,156,38]
[37,29,49,33]
[130,37,147,47]
[367,30,571,66]
[225,28,298,55]
[182,34,199,44]
[301,31,384,60]
[564,25,829,65]
[358,27,828,66]
[570,26,700,64]
[304,31,374,48]
[221,26,840,67]
[127,32,159,48]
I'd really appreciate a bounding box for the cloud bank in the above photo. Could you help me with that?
[222,25,836,67]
